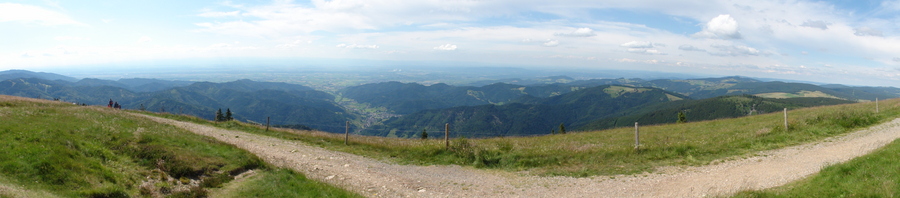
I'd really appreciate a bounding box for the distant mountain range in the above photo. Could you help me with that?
[1,69,898,136]
[339,75,900,137]
[0,70,350,132]
[0,70,78,82]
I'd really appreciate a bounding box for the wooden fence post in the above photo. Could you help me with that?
[783,108,788,131]
[266,117,270,132]
[876,98,879,113]
[345,121,350,145]
[445,123,450,149]
[634,122,640,150]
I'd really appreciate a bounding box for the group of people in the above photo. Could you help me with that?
[108,99,122,109]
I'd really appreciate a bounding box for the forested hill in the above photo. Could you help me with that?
[0,77,352,132]
[360,85,688,137]
[2,69,899,137]
[340,76,900,117]
[0,69,77,82]
[340,82,500,114]
[339,81,622,115]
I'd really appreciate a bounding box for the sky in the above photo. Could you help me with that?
[2,0,900,86]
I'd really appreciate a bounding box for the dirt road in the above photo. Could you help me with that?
[136,113,900,197]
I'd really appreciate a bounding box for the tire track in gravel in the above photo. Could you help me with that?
[135,113,900,198]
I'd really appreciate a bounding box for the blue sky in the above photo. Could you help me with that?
[2,0,900,86]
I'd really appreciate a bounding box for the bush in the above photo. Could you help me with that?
[806,111,881,129]
[200,173,232,188]
[450,138,519,168]
[81,187,129,198]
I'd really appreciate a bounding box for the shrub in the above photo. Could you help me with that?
[200,173,232,188]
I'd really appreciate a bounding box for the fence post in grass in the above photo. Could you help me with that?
[876,98,879,113]
[783,108,788,131]
[266,117,270,132]
[345,121,350,145]
[445,123,450,149]
[634,122,640,150]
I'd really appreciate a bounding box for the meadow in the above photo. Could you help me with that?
[0,96,360,197]
[149,97,900,177]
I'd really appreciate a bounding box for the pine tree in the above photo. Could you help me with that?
[677,111,687,123]
[215,109,224,122]
[559,123,566,134]
[421,129,428,139]
[225,108,233,121]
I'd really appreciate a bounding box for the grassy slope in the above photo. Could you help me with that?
[731,138,900,197]
[0,96,359,198]
[214,169,357,198]
[148,98,900,177]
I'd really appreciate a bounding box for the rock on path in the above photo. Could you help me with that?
[135,113,900,198]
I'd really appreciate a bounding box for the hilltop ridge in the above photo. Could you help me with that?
[1,69,899,137]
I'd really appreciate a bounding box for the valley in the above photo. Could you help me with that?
[2,69,898,138]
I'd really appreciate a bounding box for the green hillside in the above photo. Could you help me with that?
[0,70,77,82]
[362,85,688,137]
[3,70,900,138]
[629,77,898,101]
[580,95,855,130]
[0,96,359,197]
[133,80,350,132]
[339,81,614,115]
[0,78,352,133]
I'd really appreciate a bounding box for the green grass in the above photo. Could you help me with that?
[145,98,900,177]
[731,138,900,197]
[213,169,360,198]
[0,96,359,197]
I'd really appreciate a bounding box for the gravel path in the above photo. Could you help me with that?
[136,113,900,198]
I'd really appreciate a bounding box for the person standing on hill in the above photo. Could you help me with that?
[108,99,113,108]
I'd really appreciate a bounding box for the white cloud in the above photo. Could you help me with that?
[627,48,666,55]
[0,3,84,26]
[893,57,900,62]
[9,0,900,86]
[137,36,153,43]
[693,15,741,39]
[276,40,311,49]
[198,11,241,17]
[800,20,829,30]
[205,43,258,51]
[337,43,379,49]
[678,45,705,52]
[554,27,596,37]
[542,40,558,47]
[709,45,768,56]
[854,27,883,37]
[620,41,655,48]
[434,44,457,50]
[621,41,664,55]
